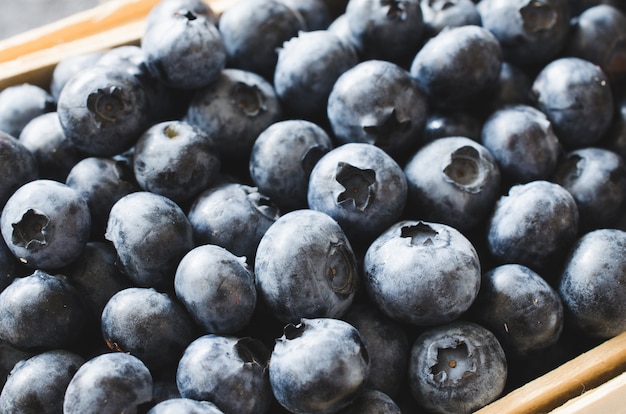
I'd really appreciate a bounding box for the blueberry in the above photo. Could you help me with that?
[249,119,333,211]
[146,0,218,29]
[0,341,34,390]
[0,131,38,209]
[558,228,626,338]
[148,398,225,414]
[307,143,408,243]
[337,389,402,414]
[421,110,483,144]
[326,60,429,158]
[49,52,103,102]
[18,112,86,182]
[530,57,614,149]
[565,4,626,82]
[57,66,151,156]
[174,244,257,334]
[364,220,481,326]
[342,303,409,397]
[485,61,533,114]
[176,334,272,414]
[274,30,358,120]
[65,156,140,240]
[408,320,507,413]
[552,147,626,232]
[486,180,579,274]
[469,264,564,357]
[0,236,19,292]
[0,270,86,350]
[133,120,221,206]
[254,209,358,323]
[218,0,305,80]
[278,0,332,30]
[0,84,55,139]
[187,182,280,263]
[0,349,85,414]
[105,191,194,290]
[420,0,482,38]
[269,317,370,414]
[478,0,571,67]
[63,352,153,414]
[142,8,226,90]
[101,287,196,370]
[409,25,502,109]
[1,179,91,270]
[481,105,561,184]
[184,68,283,160]
[404,136,502,232]
[345,0,424,64]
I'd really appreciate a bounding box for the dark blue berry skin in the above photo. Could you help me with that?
[49,52,103,101]
[486,180,579,275]
[478,0,570,68]
[63,352,153,414]
[105,191,194,290]
[1,179,91,270]
[133,120,221,206]
[148,398,225,414]
[65,156,139,240]
[605,93,626,160]
[408,320,507,414]
[184,68,283,160]
[0,270,86,350]
[187,182,280,263]
[337,389,402,414]
[63,241,133,319]
[307,143,408,243]
[145,0,218,29]
[57,66,151,157]
[558,229,626,338]
[422,110,483,144]
[404,137,502,233]
[279,0,332,30]
[552,147,626,232]
[19,112,86,182]
[481,105,561,184]
[101,287,196,370]
[530,57,614,149]
[0,131,38,209]
[420,0,482,38]
[327,60,429,159]
[410,25,502,110]
[485,62,533,114]
[565,4,626,83]
[177,334,272,414]
[469,264,564,357]
[274,30,358,120]
[342,303,409,398]
[0,84,55,139]
[364,220,481,326]
[249,119,333,211]
[269,318,370,414]
[345,0,424,64]
[0,236,19,292]
[218,0,305,80]
[142,9,226,90]
[174,244,257,335]
[0,349,85,414]
[0,341,34,390]
[254,209,359,324]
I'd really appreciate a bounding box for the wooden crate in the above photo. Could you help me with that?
[0,1,624,412]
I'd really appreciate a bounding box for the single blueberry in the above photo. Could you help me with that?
[0,340,34,390]
[148,398,225,414]
[307,143,408,243]
[404,136,502,233]
[105,191,194,290]
[278,0,332,30]
[337,389,402,414]
[420,0,482,38]
[484,61,533,115]
[421,110,483,144]
[558,229,626,338]
[364,220,481,326]
[1,179,91,270]
[254,209,358,324]
[0,131,38,209]
[174,244,257,334]
[269,317,370,414]
[327,60,429,159]
[145,0,218,29]
[408,320,507,413]
[249,119,333,211]
[0,84,55,139]
[0,349,85,414]
[176,334,272,414]
[63,352,153,414]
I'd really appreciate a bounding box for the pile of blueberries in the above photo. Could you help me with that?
[0,0,625,412]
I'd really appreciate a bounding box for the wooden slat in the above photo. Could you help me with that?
[550,372,626,413]
[476,331,626,414]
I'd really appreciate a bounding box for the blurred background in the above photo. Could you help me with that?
[0,0,108,40]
